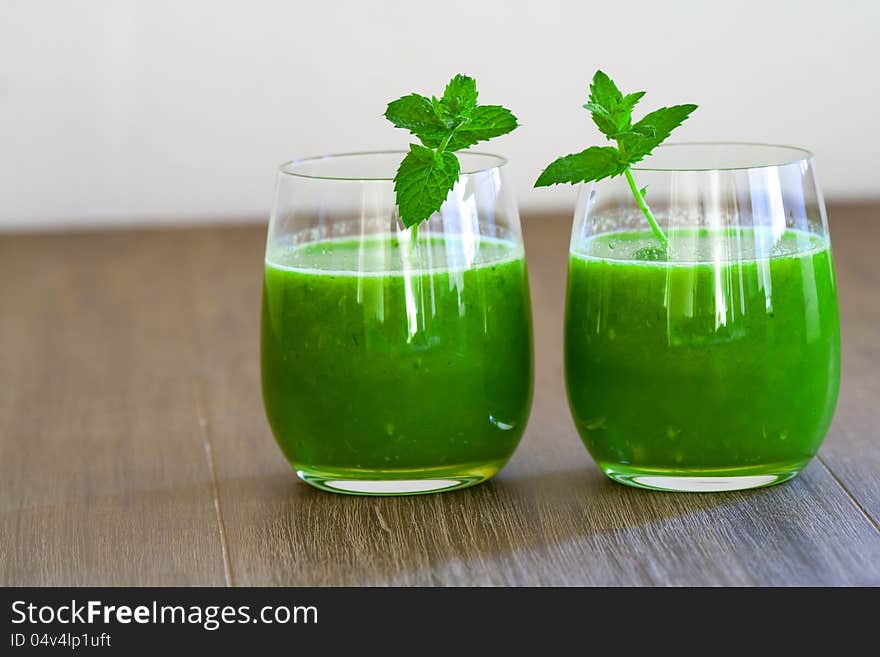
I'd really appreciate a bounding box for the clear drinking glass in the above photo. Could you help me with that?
[565,143,840,492]
[262,151,533,495]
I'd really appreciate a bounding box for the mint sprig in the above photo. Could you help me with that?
[386,75,518,228]
[535,70,697,248]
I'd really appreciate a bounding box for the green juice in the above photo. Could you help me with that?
[261,234,533,494]
[565,228,840,491]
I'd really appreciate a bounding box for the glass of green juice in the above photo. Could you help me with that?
[565,143,840,492]
[261,151,533,495]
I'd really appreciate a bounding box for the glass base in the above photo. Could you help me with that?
[601,461,809,492]
[293,461,505,496]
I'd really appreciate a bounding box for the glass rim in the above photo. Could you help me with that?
[631,141,814,172]
[278,150,508,181]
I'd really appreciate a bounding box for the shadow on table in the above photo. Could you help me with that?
[222,464,757,586]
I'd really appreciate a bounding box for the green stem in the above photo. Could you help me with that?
[624,167,668,249]
[438,131,454,152]
[437,117,465,153]
[413,122,461,236]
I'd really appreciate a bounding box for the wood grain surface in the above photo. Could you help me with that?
[0,231,226,585]
[1,205,878,586]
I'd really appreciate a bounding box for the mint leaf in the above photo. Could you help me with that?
[584,104,620,139]
[386,75,518,228]
[446,105,518,150]
[620,104,698,162]
[535,70,697,249]
[534,146,622,187]
[393,145,461,228]
[587,70,623,110]
[440,74,478,116]
[615,92,646,126]
[584,71,646,138]
[384,94,447,144]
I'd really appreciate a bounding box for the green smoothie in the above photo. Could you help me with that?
[261,233,533,494]
[565,228,840,491]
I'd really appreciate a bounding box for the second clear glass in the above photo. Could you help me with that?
[565,143,840,492]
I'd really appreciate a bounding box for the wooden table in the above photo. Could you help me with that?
[1,205,878,586]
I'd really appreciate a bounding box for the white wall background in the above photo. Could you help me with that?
[2,0,879,230]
